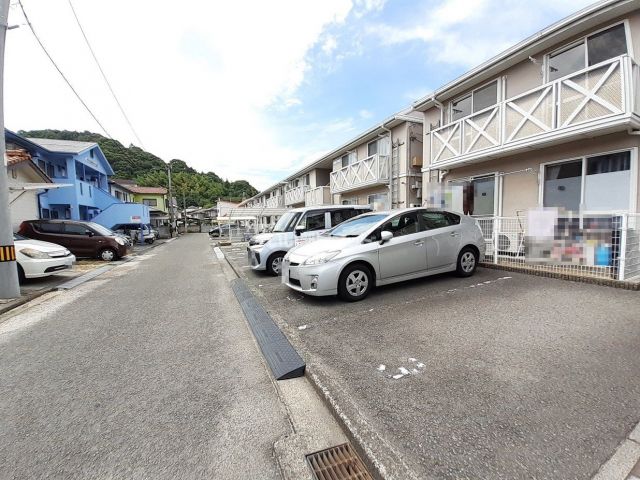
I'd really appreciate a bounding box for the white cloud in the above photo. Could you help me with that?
[358,109,373,119]
[322,35,338,55]
[5,0,353,189]
[365,0,596,68]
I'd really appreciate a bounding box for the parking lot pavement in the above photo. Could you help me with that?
[222,244,640,480]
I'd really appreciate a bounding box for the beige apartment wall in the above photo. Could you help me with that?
[335,185,389,206]
[432,132,640,216]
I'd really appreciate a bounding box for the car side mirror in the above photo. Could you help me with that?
[294,225,306,236]
[85,230,94,237]
[380,230,393,244]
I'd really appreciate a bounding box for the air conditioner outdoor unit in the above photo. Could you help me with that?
[497,231,524,255]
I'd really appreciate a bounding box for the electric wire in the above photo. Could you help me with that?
[67,0,145,148]
[17,0,113,138]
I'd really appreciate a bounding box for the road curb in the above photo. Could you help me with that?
[216,244,418,480]
[480,262,640,290]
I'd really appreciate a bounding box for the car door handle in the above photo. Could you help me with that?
[414,240,424,246]
[450,232,460,237]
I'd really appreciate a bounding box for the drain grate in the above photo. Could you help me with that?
[306,443,373,480]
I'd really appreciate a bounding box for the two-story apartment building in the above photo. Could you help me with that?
[240,107,424,213]
[415,0,640,219]
[5,130,150,228]
[324,108,424,210]
[413,0,640,280]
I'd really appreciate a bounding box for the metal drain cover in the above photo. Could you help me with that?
[306,443,373,480]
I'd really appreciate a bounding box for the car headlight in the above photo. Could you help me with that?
[20,248,51,259]
[115,237,125,246]
[302,251,340,266]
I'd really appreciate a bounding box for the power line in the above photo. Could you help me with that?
[17,0,113,138]
[67,0,145,149]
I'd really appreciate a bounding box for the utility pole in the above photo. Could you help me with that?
[0,0,20,299]
[166,162,175,237]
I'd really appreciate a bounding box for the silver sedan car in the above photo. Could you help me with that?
[281,208,485,302]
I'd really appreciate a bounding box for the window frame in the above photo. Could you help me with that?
[544,20,633,83]
[367,139,378,157]
[448,78,500,123]
[143,198,158,207]
[538,147,637,213]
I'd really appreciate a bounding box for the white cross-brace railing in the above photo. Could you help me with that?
[430,55,633,165]
[329,154,390,194]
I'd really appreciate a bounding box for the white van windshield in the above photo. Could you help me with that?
[272,212,302,233]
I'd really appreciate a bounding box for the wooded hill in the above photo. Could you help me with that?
[18,129,258,208]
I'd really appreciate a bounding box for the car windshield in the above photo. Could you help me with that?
[272,212,301,233]
[329,214,388,237]
[13,233,27,241]
[86,222,116,236]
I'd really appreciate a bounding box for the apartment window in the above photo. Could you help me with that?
[548,23,627,81]
[143,198,158,207]
[367,140,378,157]
[450,80,498,122]
[80,183,83,195]
[58,165,67,177]
[543,151,632,212]
[89,186,92,198]
[41,208,50,219]
[341,154,351,168]
[115,191,122,200]
[90,148,95,158]
[304,174,310,186]
[37,159,46,172]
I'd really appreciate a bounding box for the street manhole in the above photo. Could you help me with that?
[306,443,373,480]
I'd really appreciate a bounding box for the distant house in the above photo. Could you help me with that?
[109,179,168,226]
[5,130,150,228]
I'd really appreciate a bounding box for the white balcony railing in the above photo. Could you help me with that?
[330,154,390,194]
[284,185,309,206]
[265,195,284,208]
[305,186,331,206]
[431,55,636,166]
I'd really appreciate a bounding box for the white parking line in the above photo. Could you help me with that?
[213,247,225,260]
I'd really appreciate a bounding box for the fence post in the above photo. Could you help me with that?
[494,217,499,265]
[618,213,627,281]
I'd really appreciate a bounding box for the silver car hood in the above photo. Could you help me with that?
[289,236,358,257]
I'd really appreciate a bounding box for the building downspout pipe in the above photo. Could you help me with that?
[380,123,393,209]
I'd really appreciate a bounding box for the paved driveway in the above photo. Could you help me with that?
[222,244,640,480]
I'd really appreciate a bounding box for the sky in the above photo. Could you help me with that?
[5,0,597,191]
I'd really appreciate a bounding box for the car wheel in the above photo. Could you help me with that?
[16,263,25,284]
[338,264,372,302]
[99,248,117,262]
[266,252,284,276]
[456,247,478,277]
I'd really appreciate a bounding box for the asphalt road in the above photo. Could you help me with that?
[0,234,290,480]
[226,244,640,480]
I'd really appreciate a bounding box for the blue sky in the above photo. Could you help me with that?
[6,0,596,190]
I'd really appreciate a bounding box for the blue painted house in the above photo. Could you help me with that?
[5,130,149,228]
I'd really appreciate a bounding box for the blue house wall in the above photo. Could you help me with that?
[5,130,149,227]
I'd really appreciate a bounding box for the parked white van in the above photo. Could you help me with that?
[247,205,371,275]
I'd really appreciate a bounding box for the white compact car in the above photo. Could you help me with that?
[282,208,486,301]
[247,205,371,275]
[14,233,76,282]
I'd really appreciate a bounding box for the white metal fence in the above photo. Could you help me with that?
[476,213,640,282]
